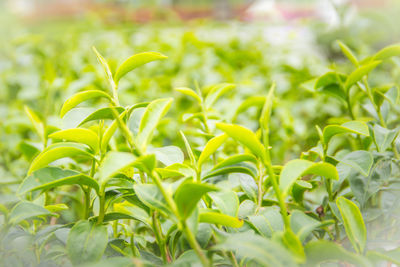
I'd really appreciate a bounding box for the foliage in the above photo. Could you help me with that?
[1,15,400,267]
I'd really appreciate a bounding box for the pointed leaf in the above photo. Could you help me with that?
[279,160,338,196]
[136,98,173,152]
[78,107,125,126]
[174,181,218,219]
[175,87,202,104]
[28,143,94,175]
[199,211,243,228]
[49,128,99,152]
[60,90,111,118]
[337,196,367,253]
[373,44,400,60]
[339,150,373,176]
[344,61,381,90]
[9,201,52,224]
[338,41,358,66]
[19,167,99,194]
[323,120,369,145]
[198,134,228,169]
[216,123,265,161]
[114,52,167,83]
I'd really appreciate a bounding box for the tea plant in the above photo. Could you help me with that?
[1,41,400,267]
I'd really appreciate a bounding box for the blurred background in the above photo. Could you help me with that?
[1,0,399,175]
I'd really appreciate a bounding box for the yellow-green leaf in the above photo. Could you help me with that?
[197,134,228,169]
[279,160,338,196]
[28,143,94,175]
[49,128,99,152]
[199,211,243,228]
[323,120,369,145]
[216,123,266,162]
[60,90,111,118]
[114,52,167,83]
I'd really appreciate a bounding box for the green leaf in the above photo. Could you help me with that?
[339,150,373,176]
[100,110,128,154]
[259,83,275,131]
[114,52,167,83]
[28,143,95,175]
[281,229,305,263]
[212,154,257,170]
[67,220,108,265]
[216,123,265,162]
[344,61,381,90]
[113,202,151,227]
[199,211,243,228]
[136,98,173,152]
[204,83,235,109]
[150,146,184,166]
[247,207,283,237]
[209,190,239,217]
[175,87,202,104]
[174,181,218,219]
[9,201,52,224]
[290,210,334,242]
[98,151,136,185]
[305,240,371,267]
[134,184,170,215]
[49,128,99,152]
[78,107,125,126]
[156,163,196,179]
[203,165,256,180]
[323,120,369,145]
[92,46,114,87]
[215,233,297,267]
[197,134,228,169]
[60,90,111,118]
[19,167,99,195]
[373,124,398,152]
[373,44,400,60]
[338,41,359,66]
[279,160,338,196]
[337,196,367,253]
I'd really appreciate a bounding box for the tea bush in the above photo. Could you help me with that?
[1,14,400,267]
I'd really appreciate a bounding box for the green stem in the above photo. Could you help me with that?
[262,129,290,229]
[97,185,106,225]
[152,211,168,264]
[181,220,210,267]
[255,162,264,213]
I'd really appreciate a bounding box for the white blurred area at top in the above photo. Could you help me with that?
[245,0,357,27]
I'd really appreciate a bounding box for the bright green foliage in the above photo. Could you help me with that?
[1,23,400,267]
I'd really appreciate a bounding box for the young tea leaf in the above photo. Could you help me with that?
[344,61,381,90]
[323,120,369,145]
[114,52,167,83]
[337,196,367,253]
[199,211,243,228]
[279,160,338,196]
[136,98,173,152]
[174,181,218,219]
[8,201,52,225]
[48,128,99,152]
[216,123,266,162]
[197,134,228,169]
[60,90,111,118]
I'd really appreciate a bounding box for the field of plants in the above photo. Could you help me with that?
[1,2,400,266]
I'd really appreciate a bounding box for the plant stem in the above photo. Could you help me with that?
[181,220,210,267]
[97,185,106,225]
[262,128,290,229]
[255,162,264,213]
[152,211,168,264]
